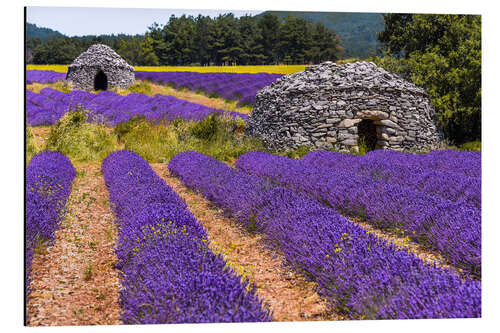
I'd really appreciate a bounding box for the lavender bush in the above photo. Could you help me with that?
[235,151,481,277]
[135,71,281,106]
[301,150,481,209]
[101,150,271,324]
[168,151,481,319]
[26,88,247,127]
[25,152,76,302]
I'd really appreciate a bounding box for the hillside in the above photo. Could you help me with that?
[26,22,65,40]
[255,11,385,58]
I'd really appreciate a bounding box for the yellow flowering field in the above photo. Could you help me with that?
[27,64,308,74]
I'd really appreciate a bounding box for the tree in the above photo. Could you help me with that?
[258,13,280,64]
[376,14,481,144]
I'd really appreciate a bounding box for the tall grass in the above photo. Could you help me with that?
[118,115,262,163]
[26,126,37,165]
[45,110,118,162]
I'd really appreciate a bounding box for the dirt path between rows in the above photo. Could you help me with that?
[349,217,467,278]
[150,163,346,322]
[27,162,121,326]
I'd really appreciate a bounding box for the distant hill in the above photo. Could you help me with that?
[26,22,65,40]
[255,11,385,58]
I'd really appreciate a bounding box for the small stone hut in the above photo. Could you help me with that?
[246,61,442,152]
[66,44,135,91]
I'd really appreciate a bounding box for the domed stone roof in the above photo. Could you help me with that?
[68,44,134,71]
[66,44,135,91]
[267,61,426,95]
[246,61,442,152]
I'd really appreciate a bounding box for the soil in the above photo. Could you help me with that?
[26,162,121,326]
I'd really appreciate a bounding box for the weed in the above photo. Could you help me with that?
[105,225,115,241]
[83,262,93,281]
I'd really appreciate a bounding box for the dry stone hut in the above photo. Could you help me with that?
[66,44,135,91]
[246,61,442,152]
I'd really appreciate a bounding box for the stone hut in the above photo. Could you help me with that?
[246,61,442,152]
[66,44,135,91]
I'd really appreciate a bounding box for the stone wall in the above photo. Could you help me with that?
[66,65,135,90]
[246,61,442,152]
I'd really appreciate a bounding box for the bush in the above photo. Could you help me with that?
[190,113,220,141]
[458,141,481,151]
[46,110,118,162]
[126,81,153,95]
[114,115,146,140]
[121,116,263,163]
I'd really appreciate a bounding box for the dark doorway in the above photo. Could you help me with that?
[358,119,377,152]
[94,70,108,90]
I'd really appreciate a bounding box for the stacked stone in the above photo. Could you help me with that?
[66,44,135,90]
[246,61,442,152]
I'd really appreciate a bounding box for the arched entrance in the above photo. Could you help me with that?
[94,70,108,90]
[358,119,377,152]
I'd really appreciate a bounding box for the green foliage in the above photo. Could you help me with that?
[190,114,220,141]
[126,81,153,95]
[281,145,314,159]
[46,110,118,162]
[28,12,344,66]
[120,116,263,163]
[26,126,37,165]
[375,14,481,144]
[458,141,481,151]
[258,11,385,58]
[114,115,146,140]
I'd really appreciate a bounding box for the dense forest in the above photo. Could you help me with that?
[26,13,343,66]
[257,11,384,58]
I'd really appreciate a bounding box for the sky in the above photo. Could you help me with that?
[26,6,264,36]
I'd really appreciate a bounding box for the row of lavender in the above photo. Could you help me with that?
[25,152,76,303]
[235,151,481,277]
[26,70,281,107]
[168,151,481,319]
[102,150,271,324]
[26,88,247,127]
[26,70,66,85]
[134,71,282,107]
[301,150,481,209]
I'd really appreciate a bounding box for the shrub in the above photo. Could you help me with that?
[459,141,481,151]
[46,110,118,162]
[190,113,220,141]
[121,116,263,163]
[114,115,146,140]
[126,80,153,95]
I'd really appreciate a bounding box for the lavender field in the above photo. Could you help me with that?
[25,67,482,324]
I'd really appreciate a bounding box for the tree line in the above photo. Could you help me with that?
[26,13,344,66]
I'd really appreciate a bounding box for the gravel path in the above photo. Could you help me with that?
[26,162,121,326]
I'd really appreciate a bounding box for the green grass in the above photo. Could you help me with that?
[45,110,118,162]
[119,114,262,163]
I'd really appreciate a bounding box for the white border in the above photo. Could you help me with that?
[2,1,498,332]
